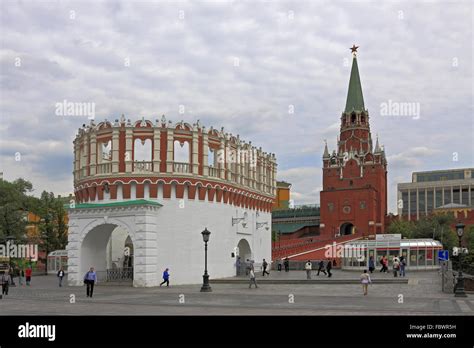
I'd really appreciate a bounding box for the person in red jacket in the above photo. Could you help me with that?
[25,267,32,286]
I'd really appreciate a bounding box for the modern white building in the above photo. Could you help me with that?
[397,168,474,220]
[67,116,277,287]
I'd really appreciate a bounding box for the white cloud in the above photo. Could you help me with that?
[0,0,472,215]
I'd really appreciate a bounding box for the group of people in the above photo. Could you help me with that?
[305,259,333,279]
[276,257,290,272]
[372,255,406,277]
[361,255,408,295]
[1,266,33,299]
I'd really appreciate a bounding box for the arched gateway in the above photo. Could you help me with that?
[67,200,161,287]
[68,117,276,287]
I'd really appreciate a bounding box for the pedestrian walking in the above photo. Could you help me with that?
[379,256,387,273]
[326,259,332,277]
[160,268,170,287]
[399,256,406,277]
[262,259,270,277]
[277,259,282,272]
[360,269,372,296]
[392,257,400,278]
[305,260,312,279]
[236,257,241,276]
[284,257,290,272]
[18,268,24,286]
[368,256,375,273]
[9,266,15,286]
[83,267,97,297]
[57,268,65,287]
[1,270,10,298]
[317,260,327,276]
[25,267,32,286]
[249,268,258,288]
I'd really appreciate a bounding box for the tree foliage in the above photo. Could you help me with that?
[387,213,459,252]
[0,179,33,241]
[0,179,68,253]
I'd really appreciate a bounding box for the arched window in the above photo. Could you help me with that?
[360,113,366,124]
[351,112,356,124]
[101,140,112,162]
[174,140,190,163]
[134,139,152,161]
[208,148,215,167]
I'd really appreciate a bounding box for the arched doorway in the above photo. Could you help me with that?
[81,223,134,283]
[340,222,355,236]
[236,239,252,276]
[237,239,252,261]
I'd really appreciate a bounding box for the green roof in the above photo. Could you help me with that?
[344,56,365,113]
[71,199,163,209]
[272,223,318,234]
[272,205,320,218]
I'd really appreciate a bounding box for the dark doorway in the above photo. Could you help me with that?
[340,222,354,236]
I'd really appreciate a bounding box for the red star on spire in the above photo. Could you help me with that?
[350,44,359,53]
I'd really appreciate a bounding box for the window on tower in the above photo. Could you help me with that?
[351,112,356,124]
[328,203,334,212]
[361,113,366,124]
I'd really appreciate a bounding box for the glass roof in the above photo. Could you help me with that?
[345,239,442,248]
[48,250,68,256]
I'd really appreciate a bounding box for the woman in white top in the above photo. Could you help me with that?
[360,269,372,296]
[249,269,258,288]
[305,260,312,279]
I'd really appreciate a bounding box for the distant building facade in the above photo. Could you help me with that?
[272,204,320,240]
[273,181,292,210]
[397,168,474,221]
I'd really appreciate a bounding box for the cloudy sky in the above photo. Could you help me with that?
[0,0,472,213]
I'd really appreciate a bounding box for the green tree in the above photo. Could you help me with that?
[0,178,33,241]
[386,219,414,238]
[32,191,69,272]
[461,225,474,274]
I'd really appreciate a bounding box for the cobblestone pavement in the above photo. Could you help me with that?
[0,271,472,315]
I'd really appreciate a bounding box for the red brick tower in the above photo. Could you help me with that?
[320,46,387,239]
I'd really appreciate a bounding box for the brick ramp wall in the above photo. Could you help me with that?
[272,234,362,262]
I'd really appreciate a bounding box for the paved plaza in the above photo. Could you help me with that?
[0,270,472,315]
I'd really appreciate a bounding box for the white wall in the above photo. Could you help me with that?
[69,197,271,286]
[153,197,271,285]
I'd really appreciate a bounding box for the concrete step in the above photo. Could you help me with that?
[211,278,409,285]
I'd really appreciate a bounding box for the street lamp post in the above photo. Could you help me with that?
[278,230,281,250]
[200,228,212,292]
[454,222,467,298]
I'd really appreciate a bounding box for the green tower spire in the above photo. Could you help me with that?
[344,53,365,113]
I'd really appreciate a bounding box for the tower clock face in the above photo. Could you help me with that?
[343,205,351,214]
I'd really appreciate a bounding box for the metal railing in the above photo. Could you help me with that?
[106,268,133,282]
